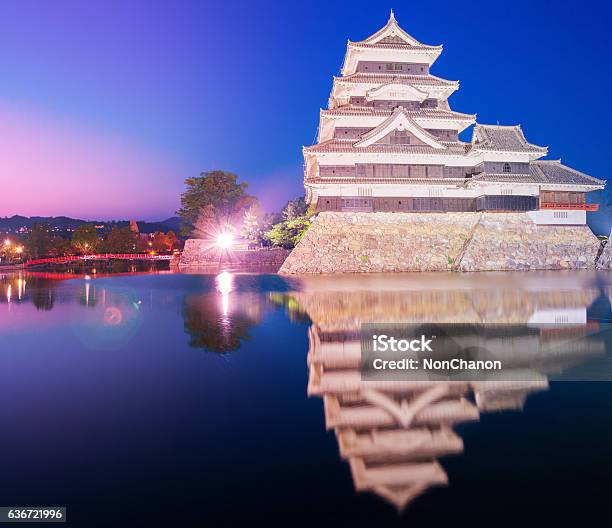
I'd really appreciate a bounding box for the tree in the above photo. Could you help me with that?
[150,231,173,252]
[182,293,265,353]
[25,223,54,259]
[72,224,98,254]
[282,196,308,221]
[263,196,314,249]
[241,204,262,242]
[166,230,178,250]
[177,170,257,236]
[48,237,71,257]
[265,217,311,249]
[0,237,26,263]
[100,226,140,253]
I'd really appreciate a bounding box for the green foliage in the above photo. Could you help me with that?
[72,223,99,254]
[282,196,308,221]
[264,217,311,249]
[262,195,315,249]
[101,226,140,253]
[267,293,311,324]
[177,170,257,236]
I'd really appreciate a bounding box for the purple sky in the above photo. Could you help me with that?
[1,0,610,221]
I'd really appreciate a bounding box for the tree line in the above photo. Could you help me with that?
[177,170,313,249]
[1,224,179,261]
[2,169,310,263]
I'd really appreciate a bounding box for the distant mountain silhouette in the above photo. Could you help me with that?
[0,215,182,234]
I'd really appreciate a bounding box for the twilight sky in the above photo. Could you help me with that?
[0,0,610,221]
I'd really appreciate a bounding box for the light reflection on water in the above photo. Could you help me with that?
[1,270,612,523]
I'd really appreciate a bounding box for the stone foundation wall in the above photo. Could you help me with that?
[458,213,599,271]
[179,239,290,271]
[279,212,480,274]
[278,212,601,274]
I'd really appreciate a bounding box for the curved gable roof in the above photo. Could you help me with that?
[351,10,440,50]
[355,107,447,149]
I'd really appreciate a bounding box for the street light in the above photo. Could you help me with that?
[3,239,10,247]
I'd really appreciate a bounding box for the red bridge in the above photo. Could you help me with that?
[24,253,175,268]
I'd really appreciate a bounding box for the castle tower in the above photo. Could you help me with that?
[302,12,604,224]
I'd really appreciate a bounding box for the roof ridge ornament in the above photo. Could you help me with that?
[390,8,395,21]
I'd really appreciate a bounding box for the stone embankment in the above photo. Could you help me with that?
[458,213,600,271]
[596,237,612,269]
[179,239,290,271]
[279,212,601,274]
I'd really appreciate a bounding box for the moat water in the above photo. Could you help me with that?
[1,270,612,526]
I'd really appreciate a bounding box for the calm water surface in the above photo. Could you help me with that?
[1,270,612,526]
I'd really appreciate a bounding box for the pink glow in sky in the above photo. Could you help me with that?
[0,102,190,220]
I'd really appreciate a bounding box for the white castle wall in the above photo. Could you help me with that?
[527,210,586,225]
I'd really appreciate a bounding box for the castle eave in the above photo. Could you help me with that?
[335,73,458,88]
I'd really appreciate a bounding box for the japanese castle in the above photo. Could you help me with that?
[303,11,604,225]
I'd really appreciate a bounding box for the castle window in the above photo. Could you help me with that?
[503,163,511,173]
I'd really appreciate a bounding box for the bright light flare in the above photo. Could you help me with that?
[216,271,233,295]
[3,239,10,247]
[216,271,233,316]
[216,232,234,250]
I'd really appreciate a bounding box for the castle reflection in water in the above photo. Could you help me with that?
[275,273,608,511]
[1,270,610,512]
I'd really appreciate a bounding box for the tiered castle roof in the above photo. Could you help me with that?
[302,11,605,204]
[473,160,605,186]
[472,124,547,155]
[341,10,443,75]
